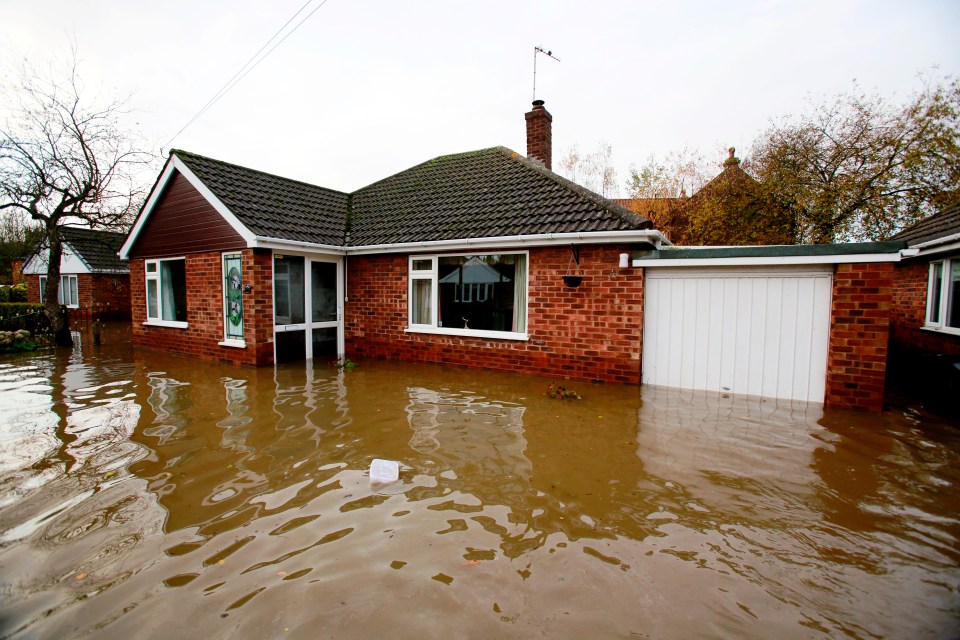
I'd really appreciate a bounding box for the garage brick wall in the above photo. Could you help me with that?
[825,262,895,412]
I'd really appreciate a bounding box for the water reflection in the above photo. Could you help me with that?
[0,328,958,639]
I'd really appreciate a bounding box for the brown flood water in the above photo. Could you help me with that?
[0,323,958,639]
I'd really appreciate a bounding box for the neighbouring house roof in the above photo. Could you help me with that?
[892,201,960,247]
[173,150,350,247]
[122,147,656,258]
[59,227,129,272]
[23,227,129,275]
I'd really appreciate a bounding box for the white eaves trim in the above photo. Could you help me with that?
[641,252,902,268]
[251,237,346,254]
[346,230,667,255]
[119,155,256,260]
[909,236,960,259]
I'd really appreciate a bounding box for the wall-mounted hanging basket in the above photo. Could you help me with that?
[563,246,584,288]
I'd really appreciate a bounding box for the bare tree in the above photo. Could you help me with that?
[0,51,154,344]
[558,142,618,197]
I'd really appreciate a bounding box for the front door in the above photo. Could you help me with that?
[273,253,343,364]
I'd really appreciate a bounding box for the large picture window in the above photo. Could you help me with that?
[409,253,528,339]
[39,275,79,307]
[145,258,187,326]
[926,258,960,334]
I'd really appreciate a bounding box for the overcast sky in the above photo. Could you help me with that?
[2,0,958,197]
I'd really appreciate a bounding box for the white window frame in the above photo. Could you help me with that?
[925,257,960,336]
[144,257,188,329]
[38,274,79,308]
[407,251,529,341]
[220,252,246,347]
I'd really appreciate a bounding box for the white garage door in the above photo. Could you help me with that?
[642,266,833,402]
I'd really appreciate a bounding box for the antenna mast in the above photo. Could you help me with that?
[533,46,560,101]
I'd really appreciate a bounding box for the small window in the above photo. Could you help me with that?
[926,258,960,333]
[408,253,528,339]
[145,258,187,326]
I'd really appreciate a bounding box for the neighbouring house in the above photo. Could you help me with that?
[21,227,131,319]
[119,101,908,411]
[614,148,795,245]
[888,202,960,406]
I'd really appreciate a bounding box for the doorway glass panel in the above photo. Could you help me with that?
[311,327,338,359]
[274,255,305,325]
[311,262,338,323]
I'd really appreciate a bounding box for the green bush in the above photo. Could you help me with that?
[9,282,27,303]
[0,287,8,303]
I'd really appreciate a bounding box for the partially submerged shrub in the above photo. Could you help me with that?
[546,382,582,399]
[0,329,38,353]
[330,357,359,370]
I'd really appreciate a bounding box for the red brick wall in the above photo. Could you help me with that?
[890,260,960,356]
[11,259,24,285]
[131,249,274,366]
[825,262,894,412]
[345,245,643,384]
[525,101,553,170]
[88,273,132,319]
[25,274,40,303]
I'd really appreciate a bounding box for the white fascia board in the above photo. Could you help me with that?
[22,243,91,274]
[910,238,960,259]
[249,237,346,255]
[911,232,960,250]
[345,230,666,256]
[119,155,257,259]
[640,252,902,268]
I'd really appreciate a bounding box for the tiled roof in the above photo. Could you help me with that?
[60,227,128,272]
[167,147,650,249]
[173,150,350,247]
[891,202,960,246]
[349,147,650,246]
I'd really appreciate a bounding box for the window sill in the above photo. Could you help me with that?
[218,339,247,348]
[406,325,529,341]
[922,324,960,337]
[143,320,189,329]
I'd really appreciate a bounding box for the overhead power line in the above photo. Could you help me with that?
[163,0,332,151]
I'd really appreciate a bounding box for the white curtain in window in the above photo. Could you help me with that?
[512,257,527,332]
[161,262,177,320]
[413,279,431,325]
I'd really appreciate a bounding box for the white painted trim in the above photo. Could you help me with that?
[218,339,247,348]
[912,231,960,250]
[120,158,176,259]
[347,230,667,255]
[910,239,960,259]
[250,238,346,254]
[646,265,833,279]
[405,326,530,341]
[172,157,257,245]
[119,155,257,259]
[640,253,901,268]
[143,320,189,329]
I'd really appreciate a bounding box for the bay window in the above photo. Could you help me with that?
[145,258,187,326]
[408,253,528,339]
[926,258,960,334]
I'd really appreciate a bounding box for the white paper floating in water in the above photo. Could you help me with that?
[369,459,400,484]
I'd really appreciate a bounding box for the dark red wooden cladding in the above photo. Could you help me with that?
[127,171,247,259]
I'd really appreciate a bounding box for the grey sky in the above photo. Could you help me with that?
[2,0,958,196]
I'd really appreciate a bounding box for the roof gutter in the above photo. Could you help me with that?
[906,232,960,258]
[345,230,668,256]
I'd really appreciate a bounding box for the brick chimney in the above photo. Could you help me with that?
[525,100,553,170]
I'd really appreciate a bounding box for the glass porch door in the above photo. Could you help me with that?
[273,254,342,364]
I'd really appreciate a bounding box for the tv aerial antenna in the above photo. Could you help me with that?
[533,46,560,101]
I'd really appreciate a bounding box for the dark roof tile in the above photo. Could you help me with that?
[60,227,128,272]
[891,202,960,246]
